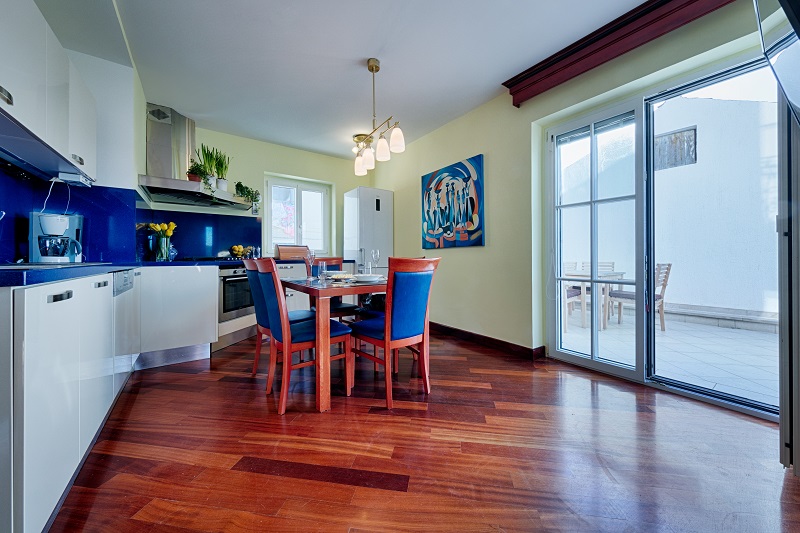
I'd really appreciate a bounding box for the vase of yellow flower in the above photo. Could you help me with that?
[149,221,177,262]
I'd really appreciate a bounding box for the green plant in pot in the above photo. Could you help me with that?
[235,181,261,211]
[214,149,232,192]
[187,159,205,182]
[196,144,217,195]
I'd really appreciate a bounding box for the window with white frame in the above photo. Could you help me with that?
[265,176,331,254]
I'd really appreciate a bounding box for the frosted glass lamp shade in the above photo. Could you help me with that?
[362,146,375,170]
[375,136,391,161]
[354,155,366,176]
[390,127,405,153]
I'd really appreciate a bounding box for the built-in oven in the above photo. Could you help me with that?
[219,266,255,322]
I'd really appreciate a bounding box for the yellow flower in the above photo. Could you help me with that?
[160,223,168,231]
[149,223,158,231]
[168,222,177,230]
[165,229,173,237]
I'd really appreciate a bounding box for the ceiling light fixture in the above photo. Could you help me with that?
[353,58,405,175]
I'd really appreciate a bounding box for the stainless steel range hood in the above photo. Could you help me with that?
[138,174,251,210]
[138,104,251,210]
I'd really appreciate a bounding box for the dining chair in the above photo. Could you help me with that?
[305,257,361,320]
[605,262,672,331]
[242,259,315,382]
[256,258,353,415]
[562,283,586,332]
[349,257,440,409]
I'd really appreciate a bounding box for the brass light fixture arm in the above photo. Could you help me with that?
[353,58,401,155]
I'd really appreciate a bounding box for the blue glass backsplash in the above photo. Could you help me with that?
[0,166,137,263]
[0,165,262,264]
[135,208,262,261]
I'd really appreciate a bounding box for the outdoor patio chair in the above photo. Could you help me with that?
[606,262,672,331]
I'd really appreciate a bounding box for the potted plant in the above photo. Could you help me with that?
[186,159,205,182]
[214,149,231,192]
[196,144,217,194]
[234,181,261,203]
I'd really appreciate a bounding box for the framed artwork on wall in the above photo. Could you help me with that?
[421,154,484,249]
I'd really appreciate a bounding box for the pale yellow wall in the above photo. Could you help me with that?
[373,0,758,350]
[195,128,369,254]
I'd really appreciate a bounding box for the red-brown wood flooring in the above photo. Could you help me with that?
[52,333,800,532]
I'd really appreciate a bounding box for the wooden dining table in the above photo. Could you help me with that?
[563,271,626,329]
[280,277,387,412]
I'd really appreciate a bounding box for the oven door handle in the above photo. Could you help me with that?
[222,275,249,283]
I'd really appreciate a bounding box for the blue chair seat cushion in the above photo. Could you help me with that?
[310,302,362,314]
[565,287,581,299]
[350,317,386,340]
[287,309,316,324]
[289,319,351,344]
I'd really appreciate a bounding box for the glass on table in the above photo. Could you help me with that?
[306,248,316,279]
[318,261,327,283]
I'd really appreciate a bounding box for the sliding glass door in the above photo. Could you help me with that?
[551,105,642,378]
[646,63,779,411]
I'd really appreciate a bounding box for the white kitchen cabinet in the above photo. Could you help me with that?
[0,0,47,138]
[78,274,113,456]
[45,23,69,158]
[276,262,309,311]
[67,61,97,180]
[14,278,82,533]
[113,269,140,396]
[139,266,218,352]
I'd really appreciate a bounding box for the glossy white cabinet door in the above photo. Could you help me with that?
[15,279,81,533]
[67,61,97,180]
[277,263,309,311]
[139,266,218,352]
[0,0,47,138]
[45,24,69,158]
[114,270,141,396]
[78,274,113,456]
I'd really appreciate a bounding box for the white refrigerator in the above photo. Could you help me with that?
[343,186,394,276]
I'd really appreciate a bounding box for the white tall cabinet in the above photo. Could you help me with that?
[343,187,394,276]
[12,274,113,533]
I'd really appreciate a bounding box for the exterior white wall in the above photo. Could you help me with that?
[654,97,778,313]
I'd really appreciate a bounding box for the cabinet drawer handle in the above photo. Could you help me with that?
[0,86,13,106]
[278,266,291,269]
[71,153,85,166]
[134,272,141,277]
[47,290,73,303]
[94,281,108,288]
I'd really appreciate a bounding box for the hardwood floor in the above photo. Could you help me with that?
[52,334,800,532]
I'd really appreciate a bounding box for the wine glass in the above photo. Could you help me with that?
[371,249,380,271]
[306,248,316,279]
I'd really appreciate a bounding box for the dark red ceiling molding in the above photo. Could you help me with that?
[503,0,737,107]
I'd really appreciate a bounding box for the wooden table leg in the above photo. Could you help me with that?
[315,296,331,412]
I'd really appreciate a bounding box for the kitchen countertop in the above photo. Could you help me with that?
[0,259,352,287]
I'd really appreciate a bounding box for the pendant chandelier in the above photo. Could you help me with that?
[353,58,405,176]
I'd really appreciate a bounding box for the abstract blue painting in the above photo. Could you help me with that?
[421,154,484,249]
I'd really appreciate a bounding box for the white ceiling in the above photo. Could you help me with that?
[36,0,645,159]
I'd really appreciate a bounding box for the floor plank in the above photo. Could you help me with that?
[53,333,800,532]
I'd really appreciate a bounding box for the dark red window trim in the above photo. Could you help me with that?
[502,0,737,107]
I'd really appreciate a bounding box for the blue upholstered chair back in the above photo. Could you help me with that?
[258,270,286,343]
[311,263,342,276]
[246,269,270,330]
[389,270,434,340]
[311,263,343,305]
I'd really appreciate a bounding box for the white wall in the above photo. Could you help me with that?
[67,51,137,189]
[373,0,759,349]
[654,97,778,312]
